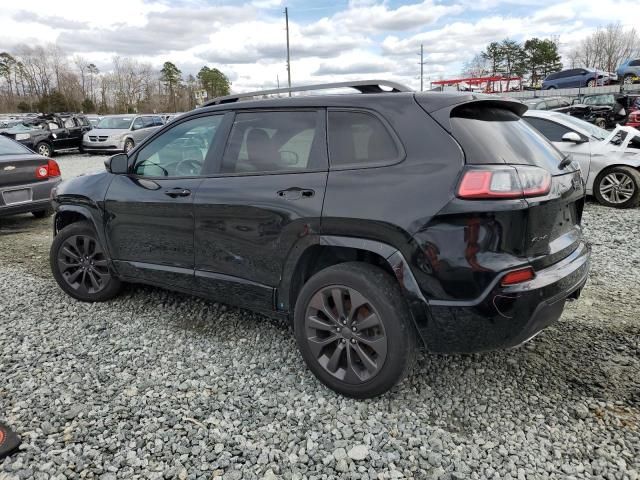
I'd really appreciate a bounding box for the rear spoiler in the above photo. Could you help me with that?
[415,93,527,133]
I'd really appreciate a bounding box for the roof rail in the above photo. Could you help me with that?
[204,80,413,106]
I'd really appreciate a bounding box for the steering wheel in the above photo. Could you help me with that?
[175,159,203,176]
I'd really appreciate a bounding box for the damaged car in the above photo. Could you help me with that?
[524,110,640,208]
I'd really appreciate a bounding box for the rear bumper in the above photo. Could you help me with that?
[420,242,591,353]
[0,177,60,217]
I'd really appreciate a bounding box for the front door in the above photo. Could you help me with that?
[193,109,328,312]
[104,113,227,290]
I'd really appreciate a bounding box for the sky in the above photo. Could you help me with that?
[0,0,638,92]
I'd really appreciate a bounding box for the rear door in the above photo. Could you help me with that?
[104,113,226,289]
[193,109,328,312]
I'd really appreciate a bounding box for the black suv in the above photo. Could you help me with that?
[1,113,91,157]
[49,81,590,398]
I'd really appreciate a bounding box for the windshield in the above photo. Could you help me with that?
[96,117,133,129]
[0,134,31,155]
[560,115,609,141]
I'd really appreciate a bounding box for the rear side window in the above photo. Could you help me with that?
[328,111,399,167]
[629,60,640,67]
[450,105,565,173]
[523,117,573,142]
[221,111,325,174]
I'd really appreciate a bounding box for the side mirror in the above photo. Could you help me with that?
[104,153,129,174]
[562,132,585,143]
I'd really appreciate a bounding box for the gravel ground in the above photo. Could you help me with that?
[1,155,639,480]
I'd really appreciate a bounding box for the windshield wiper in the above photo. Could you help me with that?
[558,154,573,170]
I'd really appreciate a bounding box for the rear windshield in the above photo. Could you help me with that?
[0,135,31,155]
[450,105,565,172]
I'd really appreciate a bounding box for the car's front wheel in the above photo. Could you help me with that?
[594,166,640,208]
[124,138,134,153]
[624,74,635,85]
[587,79,596,87]
[294,262,415,398]
[50,221,122,302]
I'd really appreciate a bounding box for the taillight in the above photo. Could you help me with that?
[501,267,535,286]
[35,160,61,179]
[457,166,551,199]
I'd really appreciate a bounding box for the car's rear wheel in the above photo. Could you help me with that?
[587,79,596,87]
[50,221,122,302]
[624,74,635,85]
[294,262,415,398]
[124,138,134,153]
[594,166,640,208]
[36,142,52,157]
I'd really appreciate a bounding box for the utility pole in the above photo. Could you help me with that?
[418,43,425,91]
[285,7,292,96]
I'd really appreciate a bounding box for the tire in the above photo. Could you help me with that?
[294,262,416,398]
[35,142,53,157]
[587,79,596,87]
[50,221,122,302]
[623,74,635,85]
[593,166,640,208]
[594,118,607,129]
[124,138,134,153]
[32,208,53,218]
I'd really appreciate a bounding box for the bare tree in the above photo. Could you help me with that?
[572,23,640,72]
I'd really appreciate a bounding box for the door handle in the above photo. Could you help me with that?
[164,188,191,198]
[277,187,315,200]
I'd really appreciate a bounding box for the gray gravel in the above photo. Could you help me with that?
[1,154,639,479]
[54,152,106,180]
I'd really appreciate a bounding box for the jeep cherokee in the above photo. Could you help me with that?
[49,81,590,398]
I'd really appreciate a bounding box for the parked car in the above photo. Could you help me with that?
[49,81,590,398]
[82,114,164,153]
[0,134,61,218]
[522,96,571,110]
[0,114,91,157]
[555,93,634,129]
[616,59,640,85]
[542,68,616,89]
[627,110,640,128]
[524,110,640,208]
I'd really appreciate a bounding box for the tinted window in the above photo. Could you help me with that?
[545,72,558,81]
[0,135,31,155]
[134,115,223,177]
[153,116,164,126]
[629,60,640,67]
[328,111,399,167]
[222,111,324,174]
[523,117,573,142]
[450,105,565,173]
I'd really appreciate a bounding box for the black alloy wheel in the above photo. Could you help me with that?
[50,222,122,301]
[304,285,387,383]
[294,262,415,398]
[57,234,110,295]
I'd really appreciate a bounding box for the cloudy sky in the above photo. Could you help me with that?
[1,0,637,91]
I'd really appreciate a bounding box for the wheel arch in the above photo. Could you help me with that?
[279,235,431,345]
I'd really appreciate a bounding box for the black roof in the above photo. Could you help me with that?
[195,91,524,116]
